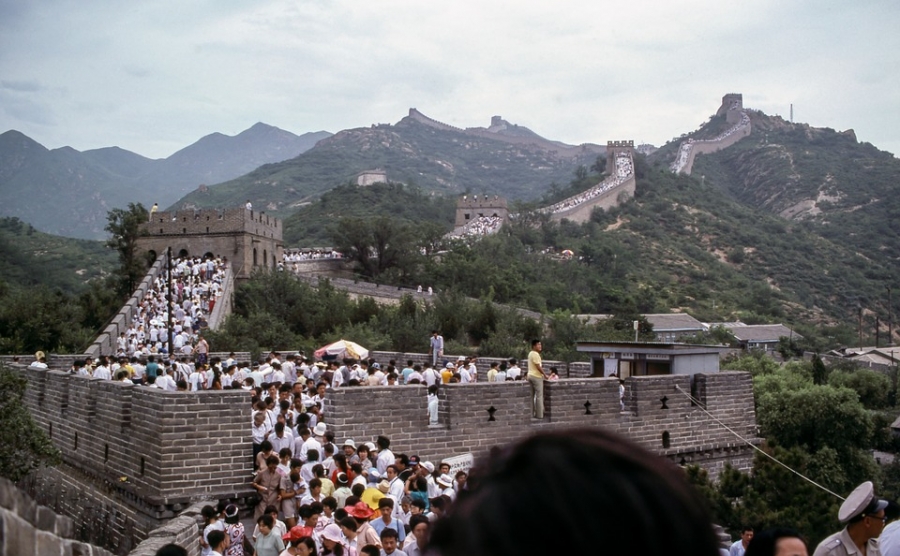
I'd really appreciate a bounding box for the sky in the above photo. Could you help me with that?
[1,0,898,159]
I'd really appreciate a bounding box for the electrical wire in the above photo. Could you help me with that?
[673,384,845,501]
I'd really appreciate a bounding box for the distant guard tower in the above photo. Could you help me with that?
[455,195,509,228]
[605,140,634,168]
[716,93,744,124]
[137,207,283,280]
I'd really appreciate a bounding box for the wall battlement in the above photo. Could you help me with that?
[454,195,510,228]
[137,206,283,279]
[15,361,758,550]
[144,207,280,239]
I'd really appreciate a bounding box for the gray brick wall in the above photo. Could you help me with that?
[13,360,759,553]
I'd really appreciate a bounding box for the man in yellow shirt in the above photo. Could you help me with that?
[440,363,454,384]
[527,340,548,418]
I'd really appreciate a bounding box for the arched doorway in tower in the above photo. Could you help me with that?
[263,249,268,268]
[178,249,189,259]
[253,248,258,267]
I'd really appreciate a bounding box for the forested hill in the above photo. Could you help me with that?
[0,217,115,294]
[172,115,600,214]
[0,125,328,240]
[681,110,900,271]
[286,152,894,347]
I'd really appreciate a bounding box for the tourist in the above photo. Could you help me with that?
[200,505,225,556]
[155,544,188,556]
[370,498,405,543]
[222,504,248,556]
[526,340,546,418]
[320,523,347,556]
[375,436,394,474]
[254,457,284,519]
[254,514,286,556]
[281,525,317,556]
[731,526,754,556]
[428,427,720,556]
[744,528,808,556]
[813,481,886,556]
[402,514,429,556]
[206,530,228,556]
[379,528,406,556]
[428,331,443,367]
[348,501,381,549]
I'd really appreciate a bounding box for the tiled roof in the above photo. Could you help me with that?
[644,313,705,332]
[722,324,802,342]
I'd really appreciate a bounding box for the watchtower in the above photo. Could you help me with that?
[454,195,509,228]
[136,207,283,279]
[717,93,744,124]
[606,140,634,167]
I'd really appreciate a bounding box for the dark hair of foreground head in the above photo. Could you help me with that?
[428,427,720,556]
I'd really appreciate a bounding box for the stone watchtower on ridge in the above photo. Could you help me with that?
[606,139,634,166]
[716,93,744,125]
[136,207,283,279]
[454,195,509,228]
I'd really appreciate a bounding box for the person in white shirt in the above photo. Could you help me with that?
[294,428,321,464]
[422,366,439,387]
[729,527,753,556]
[408,365,423,384]
[270,423,294,454]
[93,357,112,380]
[506,358,522,381]
[436,474,455,501]
[376,436,395,475]
[427,386,439,425]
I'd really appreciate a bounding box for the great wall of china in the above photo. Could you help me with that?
[6,94,760,556]
[670,93,752,175]
[405,108,604,158]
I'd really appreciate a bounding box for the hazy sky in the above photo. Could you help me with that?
[1,1,898,159]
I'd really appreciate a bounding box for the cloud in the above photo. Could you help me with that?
[0,0,897,158]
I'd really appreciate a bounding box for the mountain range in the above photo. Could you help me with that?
[171,110,601,213]
[3,97,900,341]
[0,124,330,239]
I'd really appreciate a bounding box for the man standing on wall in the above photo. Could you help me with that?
[527,340,548,419]
[429,331,444,367]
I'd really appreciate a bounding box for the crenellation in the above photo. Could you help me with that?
[14,354,758,552]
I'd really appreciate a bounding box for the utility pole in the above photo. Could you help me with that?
[876,316,880,348]
[858,304,863,349]
[889,285,893,345]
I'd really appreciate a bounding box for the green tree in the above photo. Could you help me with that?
[811,354,829,385]
[105,203,149,295]
[827,368,893,409]
[0,366,61,481]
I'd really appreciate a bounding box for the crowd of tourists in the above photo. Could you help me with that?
[542,151,634,214]
[27,340,899,556]
[283,250,343,262]
[447,215,503,238]
[671,110,751,173]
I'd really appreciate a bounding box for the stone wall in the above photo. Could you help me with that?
[206,265,233,330]
[680,124,752,175]
[285,258,352,277]
[0,476,115,556]
[323,371,758,477]
[10,365,255,552]
[137,207,283,279]
[550,175,636,224]
[86,254,167,359]
[13,358,758,551]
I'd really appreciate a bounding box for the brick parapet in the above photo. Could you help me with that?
[14,360,758,550]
